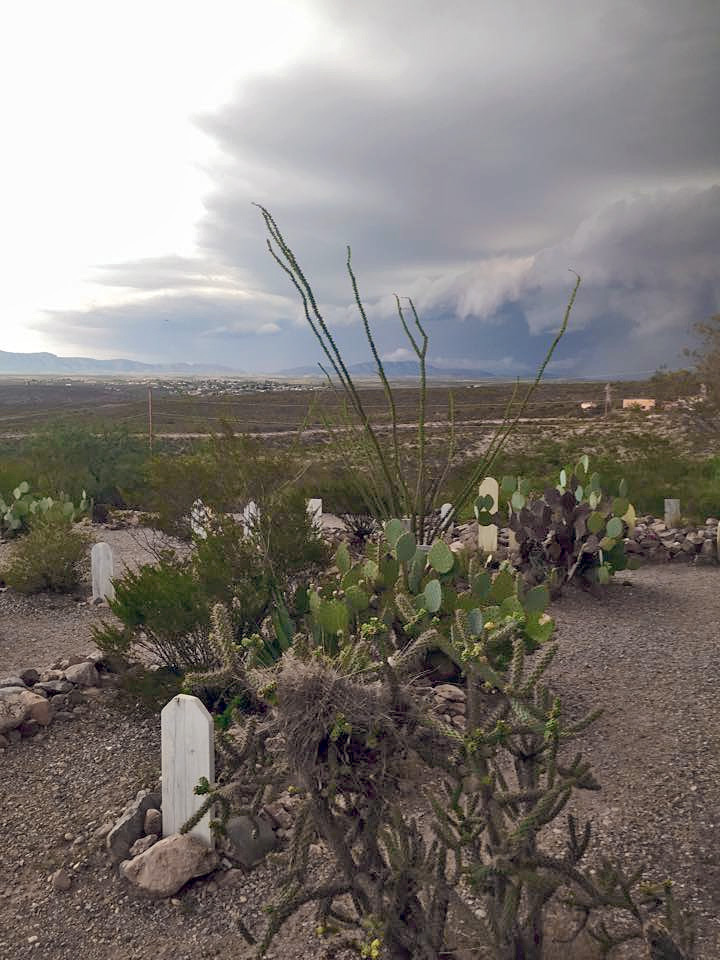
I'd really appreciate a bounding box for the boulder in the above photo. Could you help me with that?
[0,689,50,733]
[107,789,162,863]
[224,814,277,868]
[64,662,100,687]
[144,808,162,836]
[36,680,73,696]
[434,683,466,703]
[0,677,27,689]
[129,834,158,857]
[120,834,218,898]
[19,668,40,686]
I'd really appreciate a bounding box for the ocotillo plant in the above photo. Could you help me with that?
[255,203,581,544]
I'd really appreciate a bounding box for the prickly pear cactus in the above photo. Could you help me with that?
[503,455,639,594]
[300,516,555,674]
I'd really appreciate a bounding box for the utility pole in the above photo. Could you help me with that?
[604,382,612,417]
[148,386,154,455]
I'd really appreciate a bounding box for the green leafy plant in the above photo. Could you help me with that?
[2,507,92,593]
[93,488,328,674]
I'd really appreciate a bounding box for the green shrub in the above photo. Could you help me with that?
[92,553,215,671]
[2,509,91,593]
[24,423,150,510]
[93,488,329,673]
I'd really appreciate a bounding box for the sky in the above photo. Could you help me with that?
[1,0,718,377]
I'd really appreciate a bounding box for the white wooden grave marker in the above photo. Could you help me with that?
[440,503,454,540]
[91,541,115,602]
[161,694,215,848]
[242,500,259,538]
[190,499,211,540]
[307,498,323,530]
[477,477,499,554]
[664,498,681,530]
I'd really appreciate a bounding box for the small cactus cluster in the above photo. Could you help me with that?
[302,518,554,676]
[0,481,89,537]
[475,456,639,594]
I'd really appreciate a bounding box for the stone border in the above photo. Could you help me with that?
[0,652,120,749]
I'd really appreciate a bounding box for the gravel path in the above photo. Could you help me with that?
[0,563,718,958]
[0,525,185,675]
[549,565,720,956]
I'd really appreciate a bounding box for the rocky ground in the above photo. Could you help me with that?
[0,551,718,958]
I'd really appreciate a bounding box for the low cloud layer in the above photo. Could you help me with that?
[36,0,720,376]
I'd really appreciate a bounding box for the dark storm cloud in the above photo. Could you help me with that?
[39,0,720,375]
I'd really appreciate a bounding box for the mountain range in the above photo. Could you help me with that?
[0,350,497,379]
[0,350,240,375]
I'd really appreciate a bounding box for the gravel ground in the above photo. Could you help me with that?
[0,524,185,675]
[0,562,718,959]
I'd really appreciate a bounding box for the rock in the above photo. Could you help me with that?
[7,729,21,744]
[0,734,9,748]
[36,680,73,696]
[19,719,41,737]
[93,821,114,840]
[434,683,466,703]
[39,670,64,682]
[129,834,158,857]
[224,814,278,868]
[263,801,292,831]
[23,692,51,725]
[120,834,218,898]
[0,677,27,689]
[64,662,101,687]
[0,689,50,733]
[19,668,40,686]
[51,869,72,892]
[66,689,85,706]
[106,790,162,863]
[144,808,162,836]
[50,694,68,709]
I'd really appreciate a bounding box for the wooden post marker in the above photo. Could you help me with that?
[440,503,454,540]
[91,541,115,602]
[477,477,499,554]
[307,498,323,531]
[664,499,681,529]
[242,500,259,538]
[161,695,215,848]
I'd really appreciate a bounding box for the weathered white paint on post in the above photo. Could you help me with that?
[440,503,454,540]
[91,541,115,602]
[190,499,210,540]
[307,498,323,530]
[242,500,259,538]
[161,695,215,848]
[477,477,499,554]
[664,499,681,529]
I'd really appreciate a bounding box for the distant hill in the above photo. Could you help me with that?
[277,360,497,379]
[0,350,241,375]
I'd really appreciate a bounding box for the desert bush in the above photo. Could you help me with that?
[24,423,150,510]
[2,508,91,593]
[93,488,329,673]
[185,593,692,958]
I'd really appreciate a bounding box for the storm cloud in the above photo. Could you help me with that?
[37,0,720,376]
